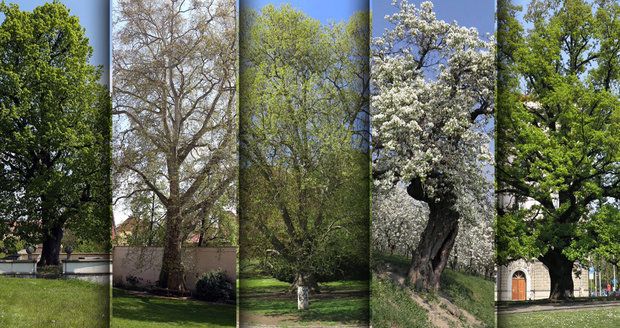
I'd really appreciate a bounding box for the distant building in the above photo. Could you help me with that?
[496,259,589,301]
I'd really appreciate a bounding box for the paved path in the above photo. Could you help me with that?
[498,301,620,314]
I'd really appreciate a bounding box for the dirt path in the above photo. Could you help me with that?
[498,301,620,314]
[378,269,484,328]
[239,312,366,328]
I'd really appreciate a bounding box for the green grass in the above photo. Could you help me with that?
[240,295,369,325]
[240,277,369,294]
[370,276,430,328]
[240,276,290,294]
[322,280,369,291]
[374,253,495,328]
[498,306,620,328]
[0,276,109,328]
[112,288,235,327]
[239,277,369,326]
[441,269,495,328]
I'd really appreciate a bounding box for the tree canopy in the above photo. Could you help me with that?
[239,4,370,291]
[0,1,111,264]
[496,0,620,299]
[113,0,237,291]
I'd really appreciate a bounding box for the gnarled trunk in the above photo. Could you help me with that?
[539,249,574,300]
[405,176,459,291]
[407,200,459,291]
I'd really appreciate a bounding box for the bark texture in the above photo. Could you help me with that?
[406,177,460,291]
[539,249,574,300]
[38,224,63,266]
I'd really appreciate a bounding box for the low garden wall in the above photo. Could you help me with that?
[63,258,113,284]
[0,259,37,276]
[113,246,236,292]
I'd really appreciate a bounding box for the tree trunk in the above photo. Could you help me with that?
[158,202,186,291]
[38,224,63,266]
[292,273,314,310]
[539,249,574,300]
[407,199,459,291]
[158,160,186,292]
[291,272,319,293]
[297,286,309,310]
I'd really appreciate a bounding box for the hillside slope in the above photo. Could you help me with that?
[371,255,495,328]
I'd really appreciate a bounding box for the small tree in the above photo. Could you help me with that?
[239,5,369,309]
[0,1,111,266]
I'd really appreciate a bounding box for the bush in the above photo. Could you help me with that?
[195,269,234,303]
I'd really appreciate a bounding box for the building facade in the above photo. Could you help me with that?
[497,259,589,301]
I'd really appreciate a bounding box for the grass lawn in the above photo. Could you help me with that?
[498,306,620,328]
[441,269,495,327]
[112,288,235,327]
[371,276,430,328]
[239,277,369,326]
[374,254,495,328]
[0,276,109,328]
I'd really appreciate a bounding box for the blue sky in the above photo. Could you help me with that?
[240,0,368,24]
[1,0,110,86]
[372,0,496,37]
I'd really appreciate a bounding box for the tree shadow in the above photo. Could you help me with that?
[112,289,235,326]
[240,293,369,325]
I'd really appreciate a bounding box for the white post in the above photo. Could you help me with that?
[614,263,617,292]
[297,286,309,310]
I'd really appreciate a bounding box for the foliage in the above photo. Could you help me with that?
[0,1,111,261]
[62,229,110,253]
[496,0,620,265]
[239,4,370,285]
[567,203,620,263]
[194,269,234,303]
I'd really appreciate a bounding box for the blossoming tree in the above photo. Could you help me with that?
[371,0,494,291]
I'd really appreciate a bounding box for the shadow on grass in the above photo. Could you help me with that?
[240,295,369,324]
[113,288,235,327]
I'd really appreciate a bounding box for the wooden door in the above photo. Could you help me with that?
[511,271,526,301]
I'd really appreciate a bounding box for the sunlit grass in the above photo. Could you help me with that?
[0,276,109,328]
[498,306,620,328]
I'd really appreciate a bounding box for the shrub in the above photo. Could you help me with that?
[195,269,234,302]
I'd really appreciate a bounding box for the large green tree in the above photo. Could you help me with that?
[0,1,111,266]
[239,5,369,309]
[497,0,620,300]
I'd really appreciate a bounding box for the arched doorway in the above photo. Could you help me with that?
[512,271,527,300]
